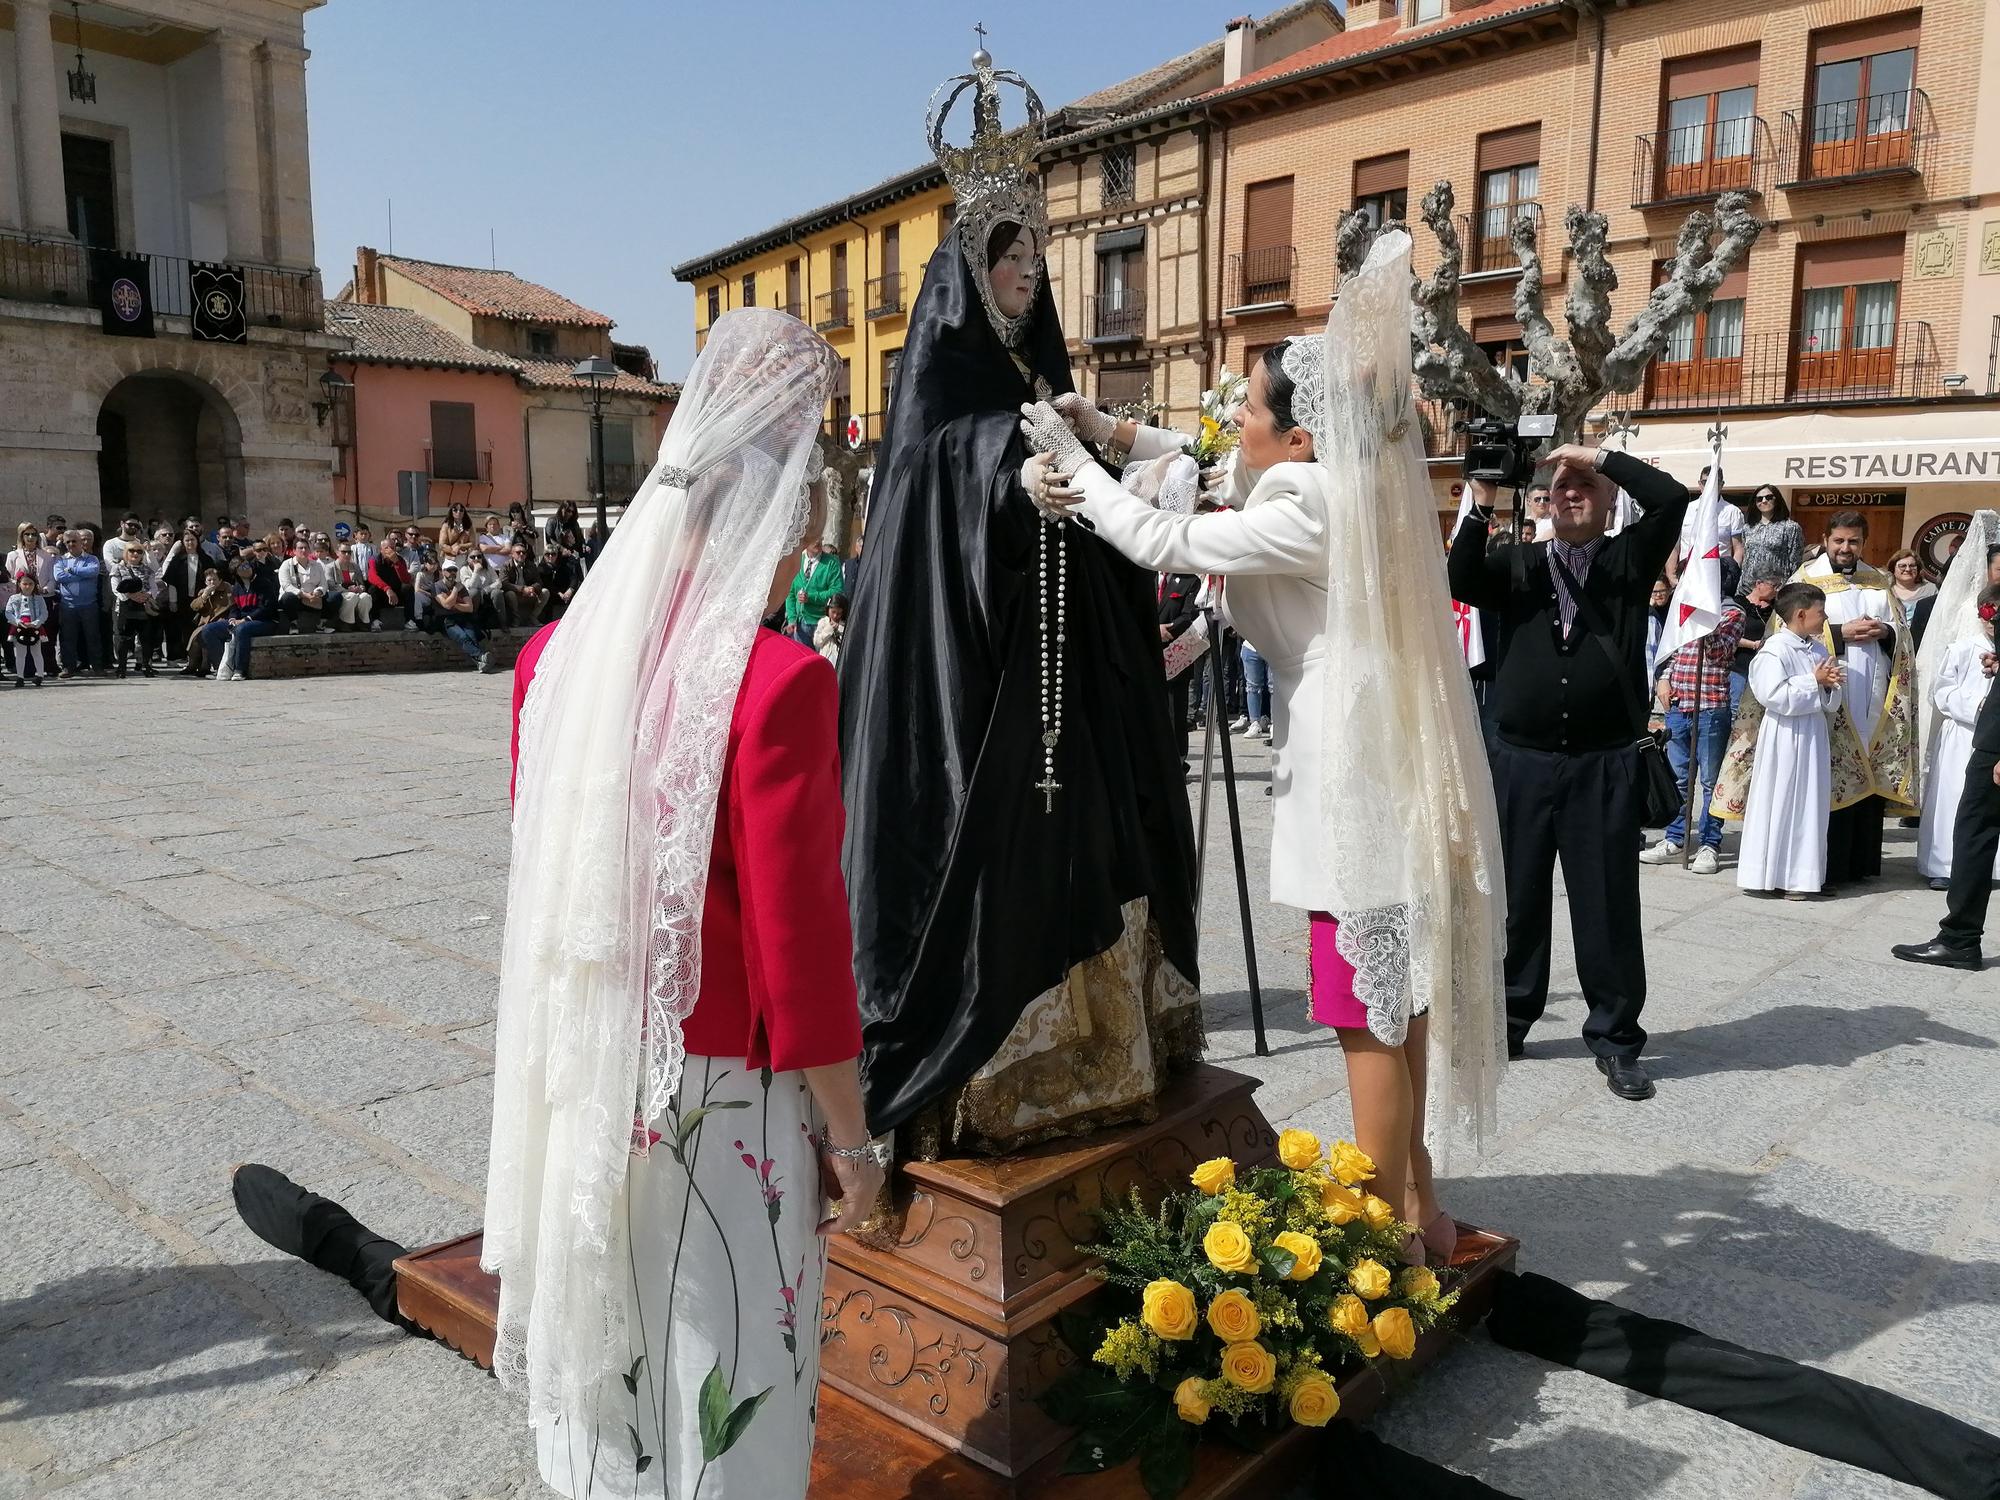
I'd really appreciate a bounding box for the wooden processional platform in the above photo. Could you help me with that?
[395,1064,1518,1498]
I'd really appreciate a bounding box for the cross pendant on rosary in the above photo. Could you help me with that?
[1036,774,1062,813]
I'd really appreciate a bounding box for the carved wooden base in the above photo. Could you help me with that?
[817,1063,1278,1479]
[811,1223,1521,1499]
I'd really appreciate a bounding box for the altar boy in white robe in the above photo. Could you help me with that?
[1918,584,2000,887]
[1738,583,1846,898]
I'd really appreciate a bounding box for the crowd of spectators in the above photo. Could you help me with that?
[2,499,606,686]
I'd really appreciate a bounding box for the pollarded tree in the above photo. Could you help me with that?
[1339,181,1763,446]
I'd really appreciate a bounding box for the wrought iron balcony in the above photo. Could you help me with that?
[814,288,852,333]
[1225,246,1295,313]
[825,410,886,450]
[1604,319,1942,412]
[1633,117,1774,207]
[0,230,324,332]
[1459,201,1542,275]
[1780,87,1933,187]
[424,445,493,484]
[1086,289,1146,343]
[589,460,647,499]
[866,273,904,319]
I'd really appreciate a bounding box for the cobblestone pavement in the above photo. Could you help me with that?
[2,673,1995,1499]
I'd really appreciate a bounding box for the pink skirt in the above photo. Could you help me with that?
[1307,912,1366,1029]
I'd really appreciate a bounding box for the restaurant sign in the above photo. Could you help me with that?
[1781,445,2000,483]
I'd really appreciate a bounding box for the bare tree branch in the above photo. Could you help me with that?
[1510,208,1578,397]
[1411,180,1521,418]
[1600,190,1761,391]
[1335,208,1380,279]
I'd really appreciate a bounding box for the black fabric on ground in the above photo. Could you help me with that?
[231,1163,425,1335]
[1313,1425,1527,1498]
[1487,1271,2000,1500]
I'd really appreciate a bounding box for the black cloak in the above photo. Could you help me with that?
[839,225,1201,1140]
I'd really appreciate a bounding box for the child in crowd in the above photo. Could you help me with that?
[1737,582,1844,899]
[110,547,162,678]
[1917,582,2000,889]
[180,569,234,676]
[6,572,47,687]
[814,592,848,669]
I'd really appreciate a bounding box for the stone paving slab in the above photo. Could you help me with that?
[2,674,1996,1499]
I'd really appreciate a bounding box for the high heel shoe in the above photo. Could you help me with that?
[1421,1211,1458,1265]
[1398,1231,1425,1267]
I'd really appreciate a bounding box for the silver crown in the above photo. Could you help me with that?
[927,50,1048,304]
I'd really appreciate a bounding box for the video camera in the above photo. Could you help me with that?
[1458,412,1558,490]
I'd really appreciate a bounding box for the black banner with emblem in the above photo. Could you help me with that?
[90,250,155,338]
[190,262,247,344]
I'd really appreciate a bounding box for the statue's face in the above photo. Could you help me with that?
[988,228,1040,319]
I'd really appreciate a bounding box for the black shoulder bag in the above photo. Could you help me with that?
[1551,555,1683,827]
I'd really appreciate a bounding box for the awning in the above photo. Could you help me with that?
[1622,406,2000,488]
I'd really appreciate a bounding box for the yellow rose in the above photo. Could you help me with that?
[1140,1278,1199,1341]
[1276,1128,1322,1171]
[1320,1181,1366,1225]
[1361,1194,1398,1233]
[1271,1230,1322,1281]
[1329,1141,1377,1187]
[1373,1305,1418,1360]
[1173,1376,1212,1425]
[1203,1221,1258,1276]
[1288,1373,1341,1427]
[1397,1266,1441,1302]
[1206,1288,1261,1343]
[1348,1259,1392,1300]
[1220,1340,1276,1394]
[1189,1157,1235,1196]
[1328,1294,1371,1341]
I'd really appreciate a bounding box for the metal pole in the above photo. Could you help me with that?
[1207,645,1267,1057]
[1193,621,1219,912]
[589,387,607,533]
[1680,637,1703,868]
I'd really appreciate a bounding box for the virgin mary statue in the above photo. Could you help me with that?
[840,52,1203,1159]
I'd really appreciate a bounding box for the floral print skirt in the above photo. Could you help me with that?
[536,1057,826,1500]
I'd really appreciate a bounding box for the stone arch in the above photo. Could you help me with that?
[94,367,247,529]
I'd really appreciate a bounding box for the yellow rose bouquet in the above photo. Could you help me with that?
[1039,1137,1459,1497]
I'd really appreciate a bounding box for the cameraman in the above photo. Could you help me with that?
[1449,441,1690,1102]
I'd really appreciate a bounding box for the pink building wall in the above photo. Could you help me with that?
[330,362,528,527]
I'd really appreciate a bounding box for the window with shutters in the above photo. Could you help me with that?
[1471,315,1530,383]
[1803,14,1919,180]
[1094,240,1145,341]
[1649,261,1747,406]
[870,225,903,317]
[1351,152,1409,230]
[784,258,802,319]
[1100,145,1136,209]
[429,402,479,481]
[526,327,556,358]
[1794,235,1903,397]
[1413,0,1444,21]
[940,200,957,234]
[1654,47,1761,201]
[1235,177,1295,309]
[830,357,852,439]
[1474,126,1540,273]
[1097,364,1151,413]
[706,284,720,325]
[742,272,757,309]
[882,348,901,413]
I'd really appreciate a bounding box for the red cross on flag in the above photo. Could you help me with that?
[1651,439,1727,673]
[1449,486,1486,668]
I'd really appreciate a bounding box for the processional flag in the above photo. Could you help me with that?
[191,263,248,343]
[1652,433,1727,672]
[1450,486,1486,669]
[91,250,155,338]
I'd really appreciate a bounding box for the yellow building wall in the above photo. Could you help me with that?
[689,187,953,440]
[377,267,479,345]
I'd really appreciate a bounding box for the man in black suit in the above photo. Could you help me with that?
[1449,442,1691,1101]
[1893,631,2000,971]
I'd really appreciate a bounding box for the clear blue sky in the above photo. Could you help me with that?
[306,0,1299,379]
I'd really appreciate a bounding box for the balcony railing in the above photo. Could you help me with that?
[587,460,647,498]
[1633,117,1774,207]
[866,273,904,319]
[1780,87,1933,186]
[1226,246,1295,312]
[1414,396,1460,460]
[1086,289,1146,343]
[1607,319,1942,412]
[814,288,852,333]
[424,446,494,484]
[825,410,887,450]
[1460,201,1542,274]
[0,230,324,332]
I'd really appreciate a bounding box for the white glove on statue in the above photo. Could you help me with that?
[1053,392,1118,448]
[1020,400,1094,479]
[1020,452,1079,521]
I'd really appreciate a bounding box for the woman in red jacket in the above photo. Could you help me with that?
[485,309,869,1500]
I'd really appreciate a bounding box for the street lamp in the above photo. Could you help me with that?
[572,355,618,532]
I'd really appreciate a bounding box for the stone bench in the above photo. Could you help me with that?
[251,625,538,680]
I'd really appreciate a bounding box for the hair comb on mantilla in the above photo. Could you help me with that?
[928,46,1048,346]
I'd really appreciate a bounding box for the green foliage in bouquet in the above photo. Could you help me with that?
[1184,368,1248,468]
[1038,1129,1459,1499]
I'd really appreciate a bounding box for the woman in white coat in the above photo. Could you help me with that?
[1021,232,1504,1262]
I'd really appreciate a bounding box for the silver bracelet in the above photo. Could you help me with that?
[819,1130,892,1169]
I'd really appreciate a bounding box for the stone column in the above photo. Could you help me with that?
[0,56,24,229]
[216,32,265,262]
[263,40,315,269]
[12,0,71,235]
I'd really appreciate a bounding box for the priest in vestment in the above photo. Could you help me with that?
[838,52,1202,1160]
[1715,512,1917,876]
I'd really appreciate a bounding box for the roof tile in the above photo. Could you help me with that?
[376,254,615,328]
[325,303,522,373]
[514,357,678,399]
[1206,0,1555,97]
